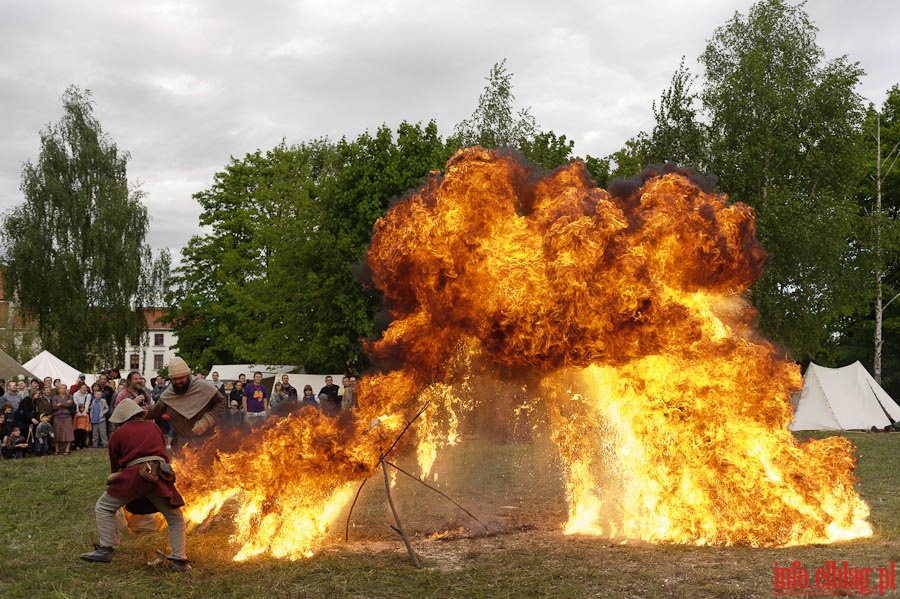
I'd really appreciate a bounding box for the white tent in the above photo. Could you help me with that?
[23,350,95,387]
[789,361,900,431]
[0,346,38,382]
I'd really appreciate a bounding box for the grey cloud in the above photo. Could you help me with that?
[1,0,897,265]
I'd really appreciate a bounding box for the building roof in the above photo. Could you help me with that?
[142,308,173,330]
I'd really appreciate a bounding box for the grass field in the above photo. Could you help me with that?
[2,431,900,598]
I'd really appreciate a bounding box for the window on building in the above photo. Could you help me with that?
[130,354,139,370]
[153,354,164,370]
[154,333,164,346]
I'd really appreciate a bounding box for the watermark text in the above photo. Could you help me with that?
[774,560,895,596]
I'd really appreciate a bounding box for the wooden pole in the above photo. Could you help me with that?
[382,455,421,568]
[344,477,369,542]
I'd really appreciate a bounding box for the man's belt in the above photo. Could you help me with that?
[125,455,166,468]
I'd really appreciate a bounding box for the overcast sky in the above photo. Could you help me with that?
[1,1,897,263]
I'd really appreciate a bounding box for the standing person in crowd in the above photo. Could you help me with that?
[229,380,244,405]
[16,379,27,397]
[242,372,268,426]
[318,392,338,415]
[222,400,244,428]
[221,380,234,402]
[1,380,22,411]
[79,398,190,571]
[34,386,51,420]
[33,413,53,456]
[89,385,110,448]
[0,410,13,443]
[150,376,167,404]
[0,410,14,445]
[72,382,91,414]
[116,371,151,409]
[338,376,350,405]
[69,374,87,395]
[51,383,75,455]
[210,371,224,393]
[343,376,358,410]
[96,373,114,404]
[318,376,341,415]
[145,357,226,453]
[149,375,170,439]
[73,404,90,450]
[269,382,288,415]
[237,373,247,387]
[300,385,318,407]
[281,375,298,402]
[13,389,36,441]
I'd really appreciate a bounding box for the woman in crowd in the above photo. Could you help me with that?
[13,389,36,446]
[300,385,318,407]
[269,382,289,414]
[51,382,75,455]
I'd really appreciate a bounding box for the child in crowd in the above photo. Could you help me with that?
[89,388,110,448]
[34,414,54,456]
[73,403,90,449]
[2,425,29,458]
[222,400,244,427]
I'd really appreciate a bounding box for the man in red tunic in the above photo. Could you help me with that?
[79,398,190,571]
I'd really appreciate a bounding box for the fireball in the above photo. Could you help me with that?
[175,147,870,560]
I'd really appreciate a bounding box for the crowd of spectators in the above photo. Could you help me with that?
[0,369,359,459]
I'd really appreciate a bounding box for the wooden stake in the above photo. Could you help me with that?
[344,477,369,542]
[382,455,421,568]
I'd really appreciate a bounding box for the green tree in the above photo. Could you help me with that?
[454,59,582,173]
[699,0,867,361]
[645,58,707,170]
[831,86,900,395]
[454,59,537,150]
[310,121,454,371]
[2,86,162,371]
[165,140,335,369]
[166,122,453,373]
[518,131,576,170]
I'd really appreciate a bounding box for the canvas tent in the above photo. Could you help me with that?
[789,361,900,431]
[0,347,37,382]
[22,350,94,387]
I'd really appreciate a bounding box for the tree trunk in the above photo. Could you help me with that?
[875,115,884,384]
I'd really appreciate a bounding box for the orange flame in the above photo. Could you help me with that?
[176,147,869,559]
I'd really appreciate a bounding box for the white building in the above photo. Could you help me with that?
[123,308,178,380]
